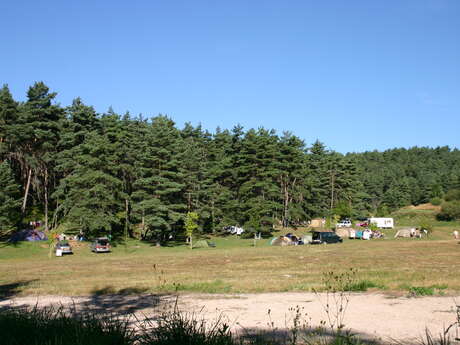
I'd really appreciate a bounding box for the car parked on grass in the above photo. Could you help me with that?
[311,231,343,244]
[336,219,352,228]
[90,237,111,253]
[55,240,73,255]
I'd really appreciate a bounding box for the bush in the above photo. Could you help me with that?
[437,200,460,221]
[419,219,434,235]
[430,197,442,206]
[444,189,460,201]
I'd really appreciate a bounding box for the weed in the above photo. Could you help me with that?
[409,286,435,296]
[407,285,448,297]
[343,280,382,292]
[138,301,234,345]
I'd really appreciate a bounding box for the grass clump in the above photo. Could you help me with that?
[344,280,383,292]
[139,306,234,345]
[0,306,135,345]
[407,284,448,297]
[408,286,435,296]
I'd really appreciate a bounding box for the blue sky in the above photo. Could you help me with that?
[1,0,459,153]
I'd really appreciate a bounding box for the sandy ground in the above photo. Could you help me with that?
[1,293,459,343]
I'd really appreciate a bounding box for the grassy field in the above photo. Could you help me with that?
[1,219,459,297]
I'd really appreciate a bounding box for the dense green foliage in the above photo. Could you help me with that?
[1,82,460,240]
[437,190,460,221]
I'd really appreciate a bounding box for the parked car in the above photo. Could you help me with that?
[336,219,352,228]
[311,231,343,244]
[91,237,111,253]
[55,240,73,255]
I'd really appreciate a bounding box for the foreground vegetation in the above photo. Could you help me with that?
[1,223,459,296]
[2,288,459,345]
[0,301,387,345]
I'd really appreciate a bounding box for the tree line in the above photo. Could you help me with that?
[1,82,459,240]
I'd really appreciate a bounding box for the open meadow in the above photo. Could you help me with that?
[1,221,459,297]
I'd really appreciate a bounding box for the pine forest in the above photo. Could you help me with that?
[1,82,460,242]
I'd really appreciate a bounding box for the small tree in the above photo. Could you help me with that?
[419,218,434,237]
[185,212,199,249]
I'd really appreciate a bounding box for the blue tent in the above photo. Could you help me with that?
[10,229,47,242]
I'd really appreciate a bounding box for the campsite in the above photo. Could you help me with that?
[1,213,460,343]
[1,213,459,295]
[2,2,460,343]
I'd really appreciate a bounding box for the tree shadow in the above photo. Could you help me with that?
[0,280,38,301]
[0,240,21,248]
[78,286,168,316]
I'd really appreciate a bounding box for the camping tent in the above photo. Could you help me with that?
[193,240,216,248]
[270,236,293,246]
[335,228,349,238]
[309,218,325,228]
[10,229,47,242]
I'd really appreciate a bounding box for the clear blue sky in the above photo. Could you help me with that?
[1,0,459,153]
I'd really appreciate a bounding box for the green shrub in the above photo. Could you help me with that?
[430,197,442,206]
[437,201,460,221]
[419,219,434,235]
[444,189,460,201]
[408,286,435,296]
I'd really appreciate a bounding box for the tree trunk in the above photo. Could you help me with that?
[211,199,215,234]
[124,198,129,243]
[22,168,32,214]
[283,182,289,228]
[52,199,59,230]
[330,172,335,211]
[141,209,145,234]
[44,168,48,232]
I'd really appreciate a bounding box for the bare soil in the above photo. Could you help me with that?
[1,292,459,343]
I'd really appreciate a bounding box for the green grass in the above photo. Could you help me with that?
[0,224,459,295]
[344,280,385,292]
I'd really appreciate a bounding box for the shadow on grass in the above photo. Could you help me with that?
[0,280,38,301]
[0,240,21,249]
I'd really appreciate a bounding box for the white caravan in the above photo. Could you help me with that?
[368,217,394,229]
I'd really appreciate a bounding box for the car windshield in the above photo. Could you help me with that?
[97,239,109,245]
[312,232,321,240]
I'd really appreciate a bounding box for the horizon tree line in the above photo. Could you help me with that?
[1,82,459,241]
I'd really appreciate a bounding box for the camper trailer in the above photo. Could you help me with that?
[368,217,394,229]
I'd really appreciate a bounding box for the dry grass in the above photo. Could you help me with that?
[403,203,442,211]
[1,227,459,296]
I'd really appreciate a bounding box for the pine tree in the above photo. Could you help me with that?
[54,131,124,237]
[19,82,63,230]
[277,132,307,227]
[0,161,21,235]
[131,116,186,243]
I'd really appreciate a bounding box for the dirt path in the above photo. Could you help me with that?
[1,293,459,343]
